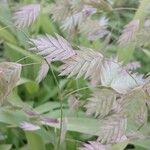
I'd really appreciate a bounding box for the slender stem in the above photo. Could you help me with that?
[0,25,9,31]
[64,87,90,98]
[22,62,40,67]
[7,21,63,149]
[113,7,137,11]
[44,60,63,150]
[16,56,30,63]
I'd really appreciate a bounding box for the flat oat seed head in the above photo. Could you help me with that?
[61,5,96,31]
[84,88,116,118]
[50,0,71,22]
[13,4,41,28]
[59,47,103,80]
[29,34,76,62]
[0,62,22,104]
[36,62,49,83]
[118,20,140,45]
[79,17,109,41]
[98,115,127,144]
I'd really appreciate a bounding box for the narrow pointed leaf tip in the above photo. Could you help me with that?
[40,117,59,126]
[20,122,40,131]
[13,4,41,28]
[79,141,111,150]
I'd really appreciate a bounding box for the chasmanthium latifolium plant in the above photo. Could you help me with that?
[0,0,150,149]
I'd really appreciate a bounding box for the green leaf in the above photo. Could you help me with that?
[0,108,27,126]
[6,43,42,63]
[34,102,67,114]
[16,78,31,86]
[25,81,39,94]
[0,145,12,150]
[25,131,46,150]
[112,141,129,150]
[0,25,16,44]
[143,49,150,57]
[40,15,57,35]
[130,139,150,150]
[44,117,100,136]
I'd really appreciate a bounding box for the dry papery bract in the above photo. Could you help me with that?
[13,4,41,28]
[68,95,79,112]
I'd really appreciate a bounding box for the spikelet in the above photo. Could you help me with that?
[118,20,140,45]
[84,89,116,118]
[50,0,71,22]
[29,34,75,62]
[36,62,49,83]
[0,62,22,104]
[98,115,127,144]
[59,47,103,80]
[61,5,96,31]
[122,89,147,127]
[29,34,76,82]
[84,0,112,11]
[124,61,141,71]
[13,4,41,28]
[80,17,109,41]
[68,95,79,112]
